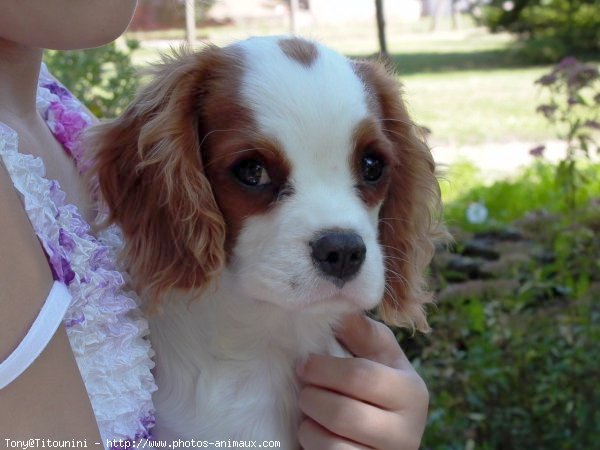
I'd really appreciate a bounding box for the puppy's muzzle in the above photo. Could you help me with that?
[310,230,366,287]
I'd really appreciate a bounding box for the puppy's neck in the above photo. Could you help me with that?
[147,271,346,442]
[151,271,343,363]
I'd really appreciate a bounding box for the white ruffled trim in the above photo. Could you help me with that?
[0,82,156,445]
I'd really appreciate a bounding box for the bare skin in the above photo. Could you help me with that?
[0,0,136,438]
[1,0,138,50]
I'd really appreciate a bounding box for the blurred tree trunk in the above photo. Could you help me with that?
[185,0,196,45]
[451,0,460,30]
[430,0,442,31]
[375,0,388,55]
[289,0,300,34]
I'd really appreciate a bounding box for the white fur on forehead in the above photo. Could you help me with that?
[234,37,370,162]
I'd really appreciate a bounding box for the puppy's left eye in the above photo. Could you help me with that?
[232,159,272,186]
[361,153,386,182]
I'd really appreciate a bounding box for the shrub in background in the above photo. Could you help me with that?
[442,160,600,233]
[533,56,600,211]
[44,40,140,119]
[403,172,600,448]
[441,57,600,233]
[482,0,600,62]
[409,285,599,449]
[405,57,600,447]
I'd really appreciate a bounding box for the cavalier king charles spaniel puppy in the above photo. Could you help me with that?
[88,36,446,446]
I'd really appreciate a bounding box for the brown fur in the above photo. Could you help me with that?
[204,135,292,255]
[354,60,449,331]
[278,38,318,67]
[87,46,243,308]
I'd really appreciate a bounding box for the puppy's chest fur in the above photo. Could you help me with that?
[149,280,346,445]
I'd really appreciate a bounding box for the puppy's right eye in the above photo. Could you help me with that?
[232,159,272,187]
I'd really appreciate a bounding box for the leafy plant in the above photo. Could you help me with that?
[402,198,600,449]
[44,39,140,119]
[441,160,600,232]
[533,56,600,211]
[403,144,600,449]
[410,260,600,450]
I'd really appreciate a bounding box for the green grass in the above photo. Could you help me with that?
[403,68,555,145]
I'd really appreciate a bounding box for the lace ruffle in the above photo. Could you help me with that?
[0,66,156,447]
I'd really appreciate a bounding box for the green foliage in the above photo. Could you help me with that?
[408,115,600,445]
[442,161,600,232]
[440,160,485,204]
[413,289,599,449]
[441,58,600,232]
[403,175,600,448]
[44,40,140,119]
[482,0,600,62]
[534,57,600,211]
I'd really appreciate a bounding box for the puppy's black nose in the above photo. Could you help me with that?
[311,231,366,286]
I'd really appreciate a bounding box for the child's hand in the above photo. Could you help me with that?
[297,314,428,450]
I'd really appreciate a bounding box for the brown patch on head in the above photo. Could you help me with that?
[352,59,449,332]
[278,37,318,68]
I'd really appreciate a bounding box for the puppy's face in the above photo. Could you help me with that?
[202,38,390,314]
[89,37,446,330]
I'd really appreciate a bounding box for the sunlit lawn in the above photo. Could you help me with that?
[125,20,597,146]
[403,68,554,145]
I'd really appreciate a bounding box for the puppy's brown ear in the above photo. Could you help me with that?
[87,46,230,308]
[354,60,449,332]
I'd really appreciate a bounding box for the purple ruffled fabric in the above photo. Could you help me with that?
[0,64,156,448]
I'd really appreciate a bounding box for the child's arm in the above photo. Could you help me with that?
[0,164,101,440]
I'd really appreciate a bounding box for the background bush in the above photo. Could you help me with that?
[400,158,600,449]
[482,0,600,62]
[44,40,140,119]
[442,161,600,232]
[410,285,599,449]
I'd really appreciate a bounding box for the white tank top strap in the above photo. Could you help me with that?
[0,281,71,389]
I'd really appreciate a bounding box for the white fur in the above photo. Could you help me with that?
[150,37,385,447]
